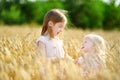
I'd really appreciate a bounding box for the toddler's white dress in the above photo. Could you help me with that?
[78,54,101,74]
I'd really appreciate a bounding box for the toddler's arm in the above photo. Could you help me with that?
[74,56,84,65]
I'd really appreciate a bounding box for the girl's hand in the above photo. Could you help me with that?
[74,59,79,64]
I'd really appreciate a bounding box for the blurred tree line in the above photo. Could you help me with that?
[0,0,120,30]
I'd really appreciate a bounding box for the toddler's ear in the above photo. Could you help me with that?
[48,21,54,27]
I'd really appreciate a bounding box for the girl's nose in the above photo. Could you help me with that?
[59,29,63,32]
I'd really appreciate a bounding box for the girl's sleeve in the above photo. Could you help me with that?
[36,36,46,47]
[36,36,46,57]
[36,36,45,43]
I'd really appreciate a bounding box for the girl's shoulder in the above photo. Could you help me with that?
[36,35,48,43]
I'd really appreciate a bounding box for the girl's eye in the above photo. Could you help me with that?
[59,26,62,28]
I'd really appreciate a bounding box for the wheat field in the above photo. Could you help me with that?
[0,26,120,80]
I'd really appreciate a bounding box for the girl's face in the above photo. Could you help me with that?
[81,37,95,53]
[51,22,66,36]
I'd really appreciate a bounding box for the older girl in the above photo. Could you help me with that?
[36,9,71,61]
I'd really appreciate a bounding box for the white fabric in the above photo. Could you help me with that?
[36,36,65,59]
[78,54,101,74]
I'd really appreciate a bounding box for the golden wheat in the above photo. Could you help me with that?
[0,26,120,80]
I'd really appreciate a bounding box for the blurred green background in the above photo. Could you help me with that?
[0,0,120,30]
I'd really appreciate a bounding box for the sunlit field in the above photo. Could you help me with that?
[0,26,120,80]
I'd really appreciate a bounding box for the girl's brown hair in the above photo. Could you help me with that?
[41,9,67,38]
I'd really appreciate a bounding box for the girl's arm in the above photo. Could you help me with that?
[65,53,74,61]
[36,41,46,58]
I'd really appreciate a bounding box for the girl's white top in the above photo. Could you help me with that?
[36,35,65,59]
[78,53,102,74]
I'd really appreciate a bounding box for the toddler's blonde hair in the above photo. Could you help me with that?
[84,33,107,64]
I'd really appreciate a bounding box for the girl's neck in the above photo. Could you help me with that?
[44,31,60,40]
[46,34,59,40]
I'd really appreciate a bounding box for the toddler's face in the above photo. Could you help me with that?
[52,22,66,36]
[81,37,94,53]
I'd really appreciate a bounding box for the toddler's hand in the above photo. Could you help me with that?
[74,59,78,64]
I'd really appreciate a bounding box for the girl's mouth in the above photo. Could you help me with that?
[57,32,60,34]
[81,47,84,49]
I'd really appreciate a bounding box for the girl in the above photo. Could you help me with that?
[36,9,69,61]
[75,33,107,75]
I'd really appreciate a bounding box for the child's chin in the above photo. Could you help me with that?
[54,34,59,36]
